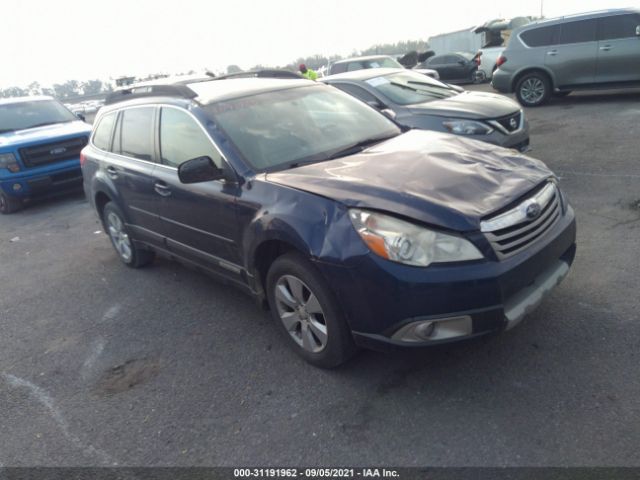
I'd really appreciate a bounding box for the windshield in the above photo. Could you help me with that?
[206,85,400,172]
[366,72,460,106]
[0,99,77,134]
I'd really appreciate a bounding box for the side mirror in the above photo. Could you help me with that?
[380,108,397,120]
[178,156,225,184]
[76,113,86,122]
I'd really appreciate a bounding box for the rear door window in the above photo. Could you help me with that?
[117,107,155,162]
[599,14,640,40]
[92,112,116,151]
[520,25,560,47]
[559,19,598,44]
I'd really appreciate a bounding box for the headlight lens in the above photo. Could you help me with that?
[349,209,483,267]
[0,152,20,172]
[443,119,493,135]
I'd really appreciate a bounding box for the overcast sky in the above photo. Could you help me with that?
[2,0,634,88]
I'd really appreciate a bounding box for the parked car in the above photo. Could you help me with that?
[419,52,479,83]
[492,8,640,106]
[82,77,576,367]
[323,68,530,152]
[329,55,439,79]
[0,96,91,213]
[474,47,505,81]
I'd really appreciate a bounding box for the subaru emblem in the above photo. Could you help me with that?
[525,202,541,219]
[509,117,518,129]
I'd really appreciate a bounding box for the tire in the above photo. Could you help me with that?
[515,72,551,107]
[553,90,572,97]
[0,191,23,214]
[102,202,155,268]
[266,252,357,368]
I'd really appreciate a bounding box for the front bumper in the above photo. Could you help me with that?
[0,160,83,199]
[316,206,576,351]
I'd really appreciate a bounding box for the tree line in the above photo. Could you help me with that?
[1,39,430,98]
[0,79,112,100]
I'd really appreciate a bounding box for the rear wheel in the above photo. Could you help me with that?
[515,72,551,107]
[266,252,356,368]
[103,202,155,268]
[0,191,22,214]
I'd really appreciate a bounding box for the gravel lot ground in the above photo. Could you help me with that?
[1,84,639,467]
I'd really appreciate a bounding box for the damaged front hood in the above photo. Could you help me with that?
[409,91,520,120]
[266,130,552,232]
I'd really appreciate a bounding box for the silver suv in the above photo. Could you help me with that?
[492,9,640,106]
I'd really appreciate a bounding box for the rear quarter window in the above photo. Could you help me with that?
[520,25,559,47]
[92,112,116,151]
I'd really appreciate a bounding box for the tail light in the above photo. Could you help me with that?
[474,52,482,66]
[496,55,507,68]
[79,151,86,166]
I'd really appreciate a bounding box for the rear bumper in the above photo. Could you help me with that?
[491,70,513,93]
[316,206,577,351]
[0,160,83,199]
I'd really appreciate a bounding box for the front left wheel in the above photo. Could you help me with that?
[103,202,155,268]
[0,191,23,214]
[266,252,357,368]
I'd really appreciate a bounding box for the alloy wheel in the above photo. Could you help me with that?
[520,78,545,104]
[274,274,328,353]
[106,212,133,262]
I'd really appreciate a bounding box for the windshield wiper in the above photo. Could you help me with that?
[326,133,399,161]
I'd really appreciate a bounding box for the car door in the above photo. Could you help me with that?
[545,18,598,87]
[152,106,243,277]
[109,106,163,247]
[596,13,640,83]
[428,56,453,80]
[450,55,469,80]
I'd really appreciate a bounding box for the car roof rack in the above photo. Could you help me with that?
[213,69,303,80]
[104,84,198,105]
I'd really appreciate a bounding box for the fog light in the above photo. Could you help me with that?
[392,316,472,343]
[12,183,22,191]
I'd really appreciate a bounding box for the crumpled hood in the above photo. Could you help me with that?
[266,130,552,232]
[409,90,519,119]
[0,121,92,148]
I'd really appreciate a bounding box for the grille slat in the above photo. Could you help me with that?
[483,183,562,259]
[19,136,88,168]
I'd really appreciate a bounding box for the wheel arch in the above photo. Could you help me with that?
[511,67,555,92]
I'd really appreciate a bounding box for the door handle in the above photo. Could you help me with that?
[153,181,172,197]
[106,166,118,179]
[599,45,612,51]
[546,50,558,56]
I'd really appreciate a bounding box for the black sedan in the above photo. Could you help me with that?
[322,68,530,152]
[418,52,478,83]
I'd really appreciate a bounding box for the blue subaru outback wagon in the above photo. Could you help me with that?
[0,96,92,213]
[82,77,576,367]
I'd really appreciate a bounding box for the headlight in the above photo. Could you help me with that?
[0,152,20,172]
[349,209,483,267]
[443,119,493,135]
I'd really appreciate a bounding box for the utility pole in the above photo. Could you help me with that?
[540,0,544,18]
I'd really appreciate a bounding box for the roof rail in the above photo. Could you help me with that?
[213,69,303,81]
[104,84,198,105]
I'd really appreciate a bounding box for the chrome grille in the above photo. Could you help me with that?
[481,182,561,259]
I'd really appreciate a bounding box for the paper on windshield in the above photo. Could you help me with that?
[366,77,389,87]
